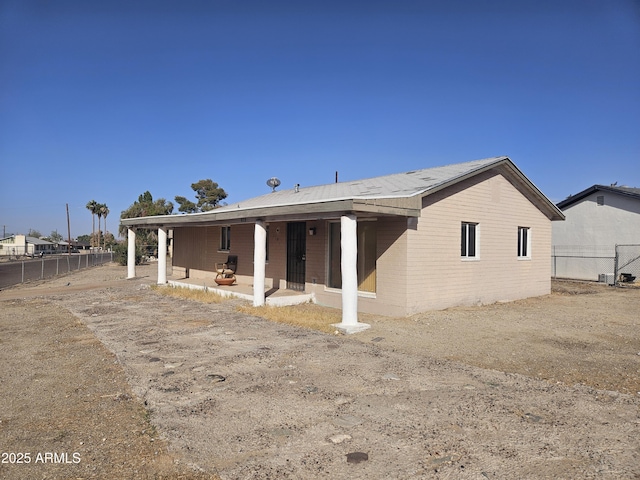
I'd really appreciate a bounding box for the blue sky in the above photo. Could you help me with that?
[1,0,638,239]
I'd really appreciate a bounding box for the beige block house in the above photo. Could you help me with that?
[121,157,564,319]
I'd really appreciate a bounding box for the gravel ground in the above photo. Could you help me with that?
[1,263,638,479]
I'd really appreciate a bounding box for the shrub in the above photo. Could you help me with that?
[112,242,143,265]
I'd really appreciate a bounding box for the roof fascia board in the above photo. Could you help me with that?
[557,185,640,209]
[120,198,420,229]
[556,185,599,209]
[498,162,565,220]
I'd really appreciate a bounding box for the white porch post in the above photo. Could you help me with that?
[157,226,167,285]
[333,214,370,334]
[253,220,267,307]
[127,228,136,279]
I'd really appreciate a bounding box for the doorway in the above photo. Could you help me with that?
[286,222,306,291]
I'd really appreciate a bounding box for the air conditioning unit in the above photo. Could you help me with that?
[598,273,614,285]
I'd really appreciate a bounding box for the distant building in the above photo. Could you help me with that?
[73,240,92,251]
[552,184,640,281]
[0,235,56,257]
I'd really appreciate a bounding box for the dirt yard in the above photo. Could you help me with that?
[0,263,638,479]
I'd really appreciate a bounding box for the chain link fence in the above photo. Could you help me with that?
[551,246,615,282]
[552,245,640,285]
[0,253,113,289]
[615,244,640,285]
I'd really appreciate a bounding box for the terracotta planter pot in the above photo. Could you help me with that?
[215,277,235,286]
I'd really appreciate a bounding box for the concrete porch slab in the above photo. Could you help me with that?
[166,279,315,307]
[331,322,371,334]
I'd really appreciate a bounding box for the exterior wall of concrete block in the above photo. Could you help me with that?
[172,226,216,272]
[307,219,338,309]
[173,225,251,280]
[303,220,326,291]
[227,223,253,278]
[264,222,287,289]
[357,216,409,316]
[404,171,551,313]
[311,216,409,316]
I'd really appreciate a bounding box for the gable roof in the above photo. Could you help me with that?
[121,156,563,228]
[26,236,54,245]
[0,235,54,245]
[222,157,506,208]
[556,185,640,209]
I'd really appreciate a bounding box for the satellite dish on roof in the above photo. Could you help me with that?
[266,177,281,192]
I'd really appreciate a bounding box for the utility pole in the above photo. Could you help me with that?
[66,203,71,256]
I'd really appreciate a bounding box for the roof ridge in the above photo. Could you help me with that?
[308,155,508,190]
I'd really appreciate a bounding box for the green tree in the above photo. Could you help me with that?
[49,231,64,243]
[175,179,227,213]
[103,231,116,250]
[120,192,174,226]
[28,229,42,238]
[119,192,174,252]
[174,195,198,213]
[77,234,92,245]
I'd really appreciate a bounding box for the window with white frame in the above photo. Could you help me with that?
[517,226,530,258]
[220,226,231,251]
[461,222,478,258]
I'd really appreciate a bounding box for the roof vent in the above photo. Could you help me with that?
[266,177,281,192]
[294,184,300,193]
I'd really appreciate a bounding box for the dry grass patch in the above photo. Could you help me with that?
[237,303,343,334]
[151,285,364,335]
[152,284,227,303]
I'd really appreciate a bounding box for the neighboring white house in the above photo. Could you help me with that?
[552,185,640,281]
[0,235,56,257]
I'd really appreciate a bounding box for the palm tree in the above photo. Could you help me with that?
[96,203,105,250]
[86,200,98,248]
[100,204,109,250]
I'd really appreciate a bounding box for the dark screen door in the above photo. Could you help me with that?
[286,222,306,291]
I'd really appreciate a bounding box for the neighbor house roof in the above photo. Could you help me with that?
[26,236,54,245]
[121,156,564,229]
[0,235,54,245]
[556,185,640,209]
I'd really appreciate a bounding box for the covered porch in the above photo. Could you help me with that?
[165,273,315,307]
[121,190,421,331]
[123,214,377,334]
